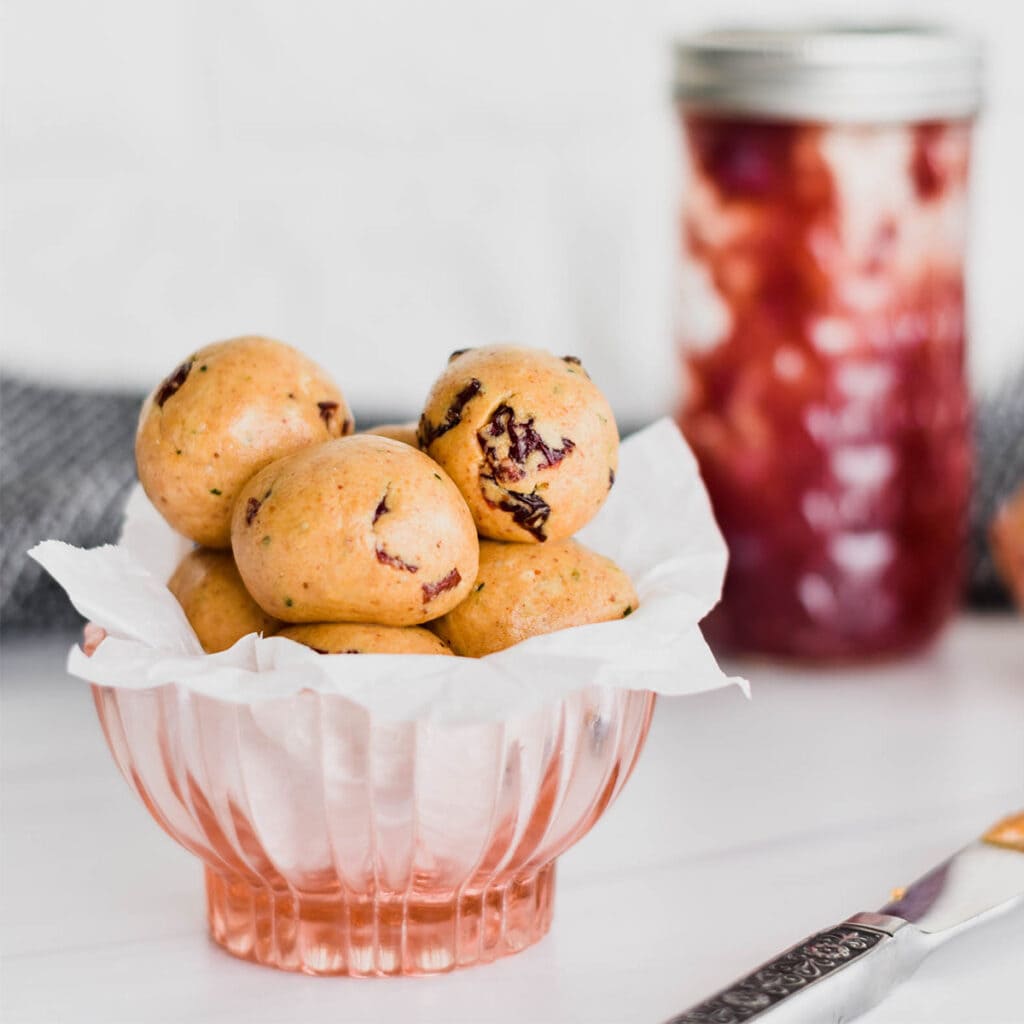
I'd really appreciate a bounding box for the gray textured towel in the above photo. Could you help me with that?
[969,365,1024,605]
[1,377,139,632]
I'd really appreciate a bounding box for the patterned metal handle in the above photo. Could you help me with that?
[666,923,888,1023]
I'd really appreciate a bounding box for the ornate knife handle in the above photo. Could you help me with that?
[666,921,891,1023]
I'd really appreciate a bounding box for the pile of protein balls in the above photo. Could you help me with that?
[136,336,637,658]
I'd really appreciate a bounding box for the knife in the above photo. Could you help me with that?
[666,812,1024,1024]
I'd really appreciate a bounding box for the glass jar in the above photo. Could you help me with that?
[673,27,983,659]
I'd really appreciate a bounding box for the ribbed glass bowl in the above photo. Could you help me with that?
[92,682,655,976]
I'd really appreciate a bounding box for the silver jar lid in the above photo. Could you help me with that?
[675,25,984,123]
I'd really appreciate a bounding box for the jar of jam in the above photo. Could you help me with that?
[674,27,984,659]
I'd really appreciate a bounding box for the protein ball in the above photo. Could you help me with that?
[279,622,453,655]
[232,435,478,625]
[136,336,353,547]
[418,345,619,542]
[168,548,280,653]
[430,538,637,657]
[362,422,419,447]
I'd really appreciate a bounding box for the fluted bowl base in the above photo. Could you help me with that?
[205,862,556,976]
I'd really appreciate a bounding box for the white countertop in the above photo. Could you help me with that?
[2,615,1022,1024]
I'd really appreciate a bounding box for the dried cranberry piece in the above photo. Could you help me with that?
[155,360,193,407]
[318,401,340,428]
[375,547,418,573]
[421,568,461,603]
[419,378,482,446]
[477,405,574,484]
[481,476,551,541]
[562,355,589,377]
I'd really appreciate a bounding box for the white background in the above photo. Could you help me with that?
[2,0,1022,422]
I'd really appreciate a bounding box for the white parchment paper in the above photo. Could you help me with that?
[29,418,746,722]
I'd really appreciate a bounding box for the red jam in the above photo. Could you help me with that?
[676,114,973,659]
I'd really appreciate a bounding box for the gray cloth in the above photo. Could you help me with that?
[1,376,139,632]
[1,369,1021,633]
[969,364,1024,605]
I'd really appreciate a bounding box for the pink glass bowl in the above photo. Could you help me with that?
[92,682,655,976]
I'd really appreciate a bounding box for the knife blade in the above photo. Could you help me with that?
[665,812,1024,1024]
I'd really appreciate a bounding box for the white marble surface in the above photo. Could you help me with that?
[2,615,1022,1024]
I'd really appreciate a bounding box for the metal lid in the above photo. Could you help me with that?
[675,25,984,123]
